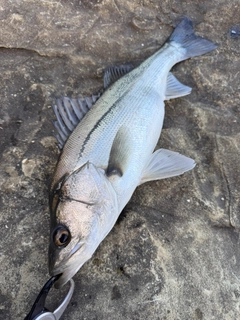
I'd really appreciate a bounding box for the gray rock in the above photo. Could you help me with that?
[0,1,240,319]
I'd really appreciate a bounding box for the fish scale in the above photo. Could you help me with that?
[53,64,166,185]
[54,43,184,182]
[48,17,217,289]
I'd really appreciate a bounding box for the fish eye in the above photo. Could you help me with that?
[53,225,71,247]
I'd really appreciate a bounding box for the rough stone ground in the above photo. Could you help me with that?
[0,1,239,319]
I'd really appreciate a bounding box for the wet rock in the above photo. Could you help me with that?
[0,1,240,319]
[131,8,157,31]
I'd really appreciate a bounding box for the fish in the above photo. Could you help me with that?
[48,17,217,288]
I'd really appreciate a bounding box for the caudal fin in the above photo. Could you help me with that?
[169,17,218,59]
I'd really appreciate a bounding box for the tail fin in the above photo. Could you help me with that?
[169,17,218,59]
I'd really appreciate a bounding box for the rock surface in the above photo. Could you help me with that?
[0,1,240,319]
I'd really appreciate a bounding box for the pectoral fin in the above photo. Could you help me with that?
[106,126,131,177]
[140,149,195,185]
[165,73,192,100]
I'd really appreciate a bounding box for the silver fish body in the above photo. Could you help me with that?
[49,17,217,288]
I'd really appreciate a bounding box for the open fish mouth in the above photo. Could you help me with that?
[50,242,86,288]
[53,263,83,288]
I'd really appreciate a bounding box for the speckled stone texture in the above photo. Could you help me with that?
[0,1,240,319]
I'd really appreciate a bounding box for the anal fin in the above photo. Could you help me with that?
[140,149,195,185]
[165,72,192,100]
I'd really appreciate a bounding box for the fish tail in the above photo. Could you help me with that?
[169,17,218,59]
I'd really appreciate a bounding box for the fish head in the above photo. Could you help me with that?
[49,162,118,288]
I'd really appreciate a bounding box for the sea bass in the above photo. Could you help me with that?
[48,17,217,288]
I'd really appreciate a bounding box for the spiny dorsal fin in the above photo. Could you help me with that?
[52,93,100,149]
[140,149,195,185]
[52,64,134,149]
[165,72,192,100]
[103,64,134,89]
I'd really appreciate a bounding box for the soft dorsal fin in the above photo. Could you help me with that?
[104,64,134,89]
[165,72,192,100]
[140,149,195,185]
[52,94,100,149]
[106,126,131,177]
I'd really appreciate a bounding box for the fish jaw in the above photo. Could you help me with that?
[50,242,92,289]
[53,266,81,289]
[49,163,119,288]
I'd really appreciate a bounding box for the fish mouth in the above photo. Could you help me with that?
[50,242,87,288]
[52,263,83,288]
